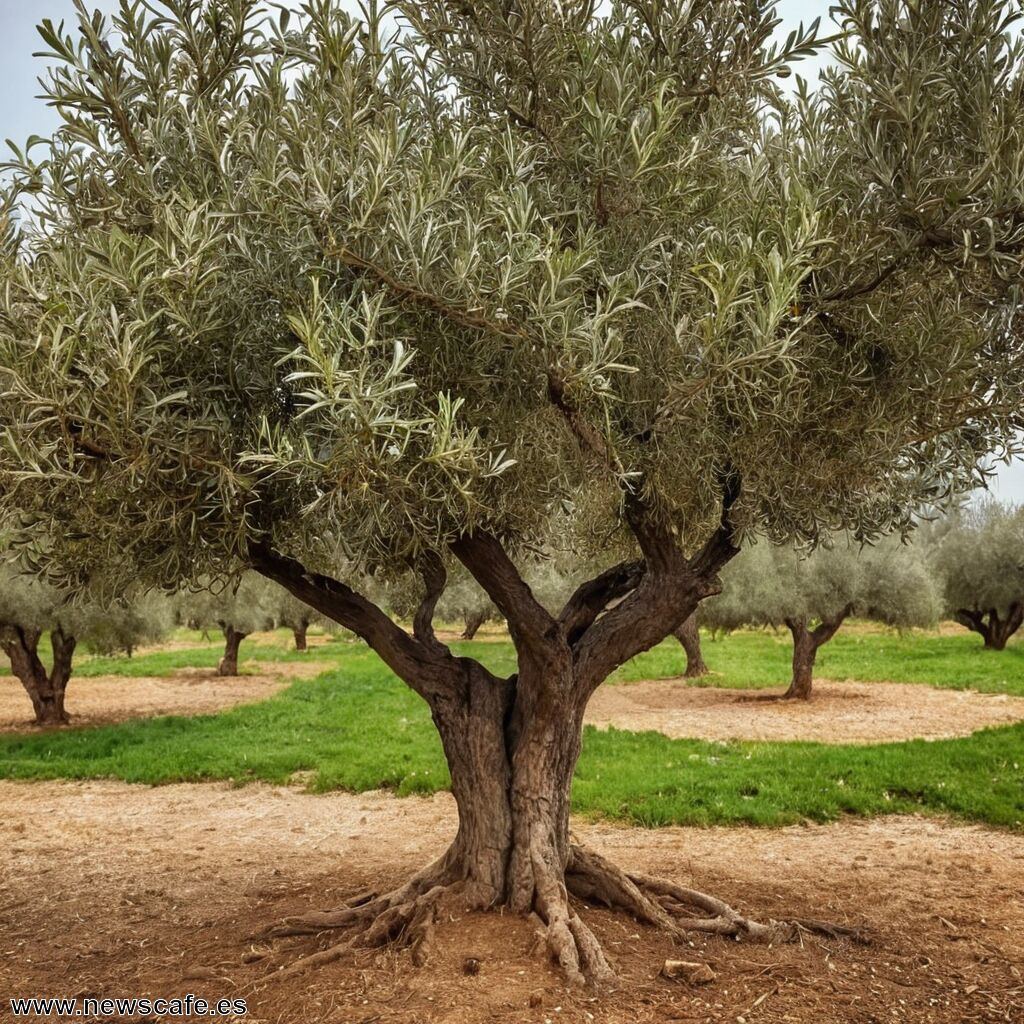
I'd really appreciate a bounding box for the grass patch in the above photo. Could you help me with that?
[615,625,1024,695]
[1,642,1022,830]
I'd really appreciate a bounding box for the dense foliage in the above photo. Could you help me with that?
[703,536,940,695]
[932,502,1024,649]
[1,0,1023,592]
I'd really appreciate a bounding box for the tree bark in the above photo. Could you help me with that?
[217,625,248,676]
[956,604,1024,651]
[247,484,859,983]
[460,610,487,640]
[782,610,850,700]
[293,623,309,651]
[674,613,708,677]
[0,624,76,726]
[785,621,817,699]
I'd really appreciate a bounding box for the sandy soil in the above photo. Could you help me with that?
[585,679,1024,744]
[1,780,1021,1023]
[0,660,327,733]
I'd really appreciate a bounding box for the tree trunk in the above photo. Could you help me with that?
[673,613,708,677]
[957,605,1024,651]
[252,525,860,986]
[785,621,817,700]
[782,610,850,700]
[460,611,487,640]
[293,623,309,652]
[217,625,248,676]
[0,625,76,726]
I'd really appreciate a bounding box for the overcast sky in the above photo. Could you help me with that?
[0,0,1021,503]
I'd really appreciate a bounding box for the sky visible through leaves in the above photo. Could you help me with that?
[0,0,1020,503]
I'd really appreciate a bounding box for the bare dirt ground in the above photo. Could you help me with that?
[0,660,326,733]
[1,780,1021,1023]
[586,680,1024,744]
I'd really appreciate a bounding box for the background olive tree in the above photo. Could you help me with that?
[175,574,275,675]
[704,538,942,698]
[434,572,497,639]
[0,566,170,724]
[2,0,1023,984]
[265,584,331,650]
[932,502,1024,650]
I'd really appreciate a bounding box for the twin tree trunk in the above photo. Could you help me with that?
[246,490,859,984]
[0,625,77,726]
[217,625,249,676]
[673,613,708,677]
[956,604,1024,651]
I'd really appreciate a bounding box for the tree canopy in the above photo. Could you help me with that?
[932,501,1024,649]
[1,0,1023,593]
[703,536,941,696]
[1,0,1023,984]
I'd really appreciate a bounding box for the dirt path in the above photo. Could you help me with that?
[586,679,1024,743]
[0,660,327,733]
[1,780,1021,1023]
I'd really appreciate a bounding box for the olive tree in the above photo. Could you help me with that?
[266,584,330,650]
[704,538,942,698]
[82,592,173,657]
[435,572,497,639]
[673,614,709,678]
[0,567,169,724]
[933,502,1024,650]
[176,575,275,675]
[2,0,1024,984]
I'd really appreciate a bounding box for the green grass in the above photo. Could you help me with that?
[0,629,346,679]
[1,636,1022,830]
[615,625,1024,695]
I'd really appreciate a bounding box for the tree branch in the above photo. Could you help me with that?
[557,560,644,646]
[811,603,855,646]
[687,466,742,579]
[412,550,448,652]
[449,531,556,651]
[249,540,453,701]
[326,245,528,341]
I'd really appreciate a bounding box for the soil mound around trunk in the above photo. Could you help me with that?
[0,660,327,733]
[1,780,1021,1023]
[586,679,1024,743]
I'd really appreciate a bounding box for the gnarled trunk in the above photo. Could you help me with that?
[0,624,76,726]
[957,604,1023,651]
[674,613,708,677]
[251,498,860,986]
[217,625,248,676]
[460,611,487,640]
[293,623,309,651]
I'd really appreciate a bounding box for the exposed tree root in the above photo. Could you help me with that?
[566,843,868,946]
[261,842,866,987]
[528,831,615,987]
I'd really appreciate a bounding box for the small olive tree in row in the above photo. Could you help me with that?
[703,538,941,698]
[0,566,169,724]
[932,502,1024,650]
[175,574,275,676]
[435,572,497,639]
[269,587,332,651]
[3,0,1024,984]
